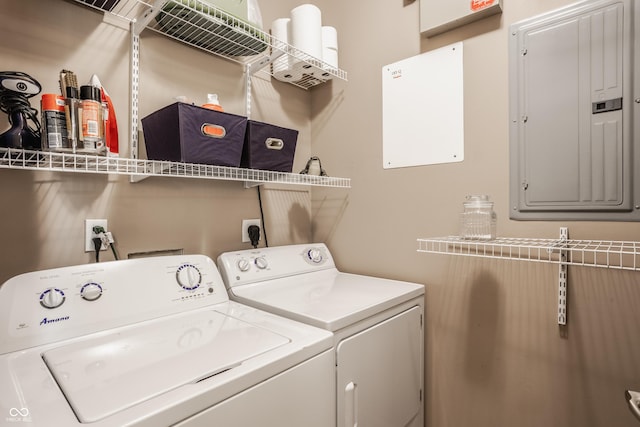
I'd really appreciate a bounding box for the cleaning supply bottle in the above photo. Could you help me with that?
[89,74,119,157]
[79,85,105,154]
[202,93,223,112]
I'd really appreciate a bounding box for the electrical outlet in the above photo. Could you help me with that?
[242,219,261,243]
[85,219,108,252]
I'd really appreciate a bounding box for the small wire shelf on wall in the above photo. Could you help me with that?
[73,0,347,90]
[417,235,640,271]
[417,228,640,326]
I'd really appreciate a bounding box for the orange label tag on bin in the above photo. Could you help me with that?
[201,123,226,139]
[471,0,495,11]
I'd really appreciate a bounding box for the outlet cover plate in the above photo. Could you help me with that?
[242,219,261,243]
[85,219,108,252]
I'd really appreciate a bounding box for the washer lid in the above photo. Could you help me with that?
[42,308,290,423]
[231,270,424,331]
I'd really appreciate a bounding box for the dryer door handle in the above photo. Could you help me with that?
[345,381,358,427]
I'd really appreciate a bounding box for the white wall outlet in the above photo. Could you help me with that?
[85,219,108,252]
[242,219,261,243]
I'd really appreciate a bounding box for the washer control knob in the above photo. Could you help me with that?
[81,282,103,301]
[176,264,201,291]
[237,258,251,272]
[40,288,66,309]
[307,248,324,264]
[254,256,268,270]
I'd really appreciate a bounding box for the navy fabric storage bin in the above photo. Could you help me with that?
[241,120,298,172]
[141,103,247,167]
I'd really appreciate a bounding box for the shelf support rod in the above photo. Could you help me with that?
[129,20,151,183]
[244,63,252,119]
[244,47,287,119]
[558,227,569,325]
[130,21,140,161]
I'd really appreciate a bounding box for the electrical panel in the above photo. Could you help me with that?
[509,0,640,221]
[420,0,503,37]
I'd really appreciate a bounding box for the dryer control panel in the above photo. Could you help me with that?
[218,243,336,289]
[0,255,228,354]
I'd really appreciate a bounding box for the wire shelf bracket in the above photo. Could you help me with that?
[557,227,568,325]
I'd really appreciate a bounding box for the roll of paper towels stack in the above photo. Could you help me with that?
[270,4,339,83]
[290,4,323,76]
[321,26,338,78]
[271,17,303,82]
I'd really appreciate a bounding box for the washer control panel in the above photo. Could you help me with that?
[0,255,228,354]
[217,243,335,289]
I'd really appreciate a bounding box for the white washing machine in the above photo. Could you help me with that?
[0,255,335,427]
[218,243,425,427]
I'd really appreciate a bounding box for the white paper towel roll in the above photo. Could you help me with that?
[271,18,291,73]
[321,26,338,50]
[290,4,323,62]
[322,26,338,70]
[273,67,304,83]
[271,18,303,83]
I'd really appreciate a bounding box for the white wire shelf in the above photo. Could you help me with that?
[74,0,347,90]
[0,148,351,188]
[417,236,640,271]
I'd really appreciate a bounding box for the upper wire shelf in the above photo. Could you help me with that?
[417,236,640,271]
[0,148,351,188]
[73,0,347,90]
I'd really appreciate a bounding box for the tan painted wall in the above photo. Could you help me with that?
[309,0,640,426]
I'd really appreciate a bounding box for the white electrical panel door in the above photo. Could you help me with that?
[336,307,423,427]
[509,0,638,220]
[382,43,464,169]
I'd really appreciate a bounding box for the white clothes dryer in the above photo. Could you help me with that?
[0,255,334,427]
[218,243,425,427]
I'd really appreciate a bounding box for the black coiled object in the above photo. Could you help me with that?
[0,71,42,149]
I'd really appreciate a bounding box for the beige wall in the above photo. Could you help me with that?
[1,0,640,426]
[310,0,640,426]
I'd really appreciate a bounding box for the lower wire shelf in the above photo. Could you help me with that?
[0,147,351,188]
[419,231,640,325]
[417,235,640,271]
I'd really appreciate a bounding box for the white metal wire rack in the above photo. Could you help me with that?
[74,0,347,89]
[417,236,640,271]
[0,148,351,188]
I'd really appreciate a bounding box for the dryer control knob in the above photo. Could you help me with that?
[255,256,268,270]
[40,288,66,309]
[176,264,202,291]
[307,248,324,264]
[237,258,251,272]
[81,282,103,301]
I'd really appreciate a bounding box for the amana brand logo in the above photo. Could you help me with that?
[39,316,70,326]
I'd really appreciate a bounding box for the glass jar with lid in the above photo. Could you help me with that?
[459,195,497,240]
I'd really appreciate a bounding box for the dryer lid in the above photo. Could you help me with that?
[232,270,424,331]
[42,308,290,423]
